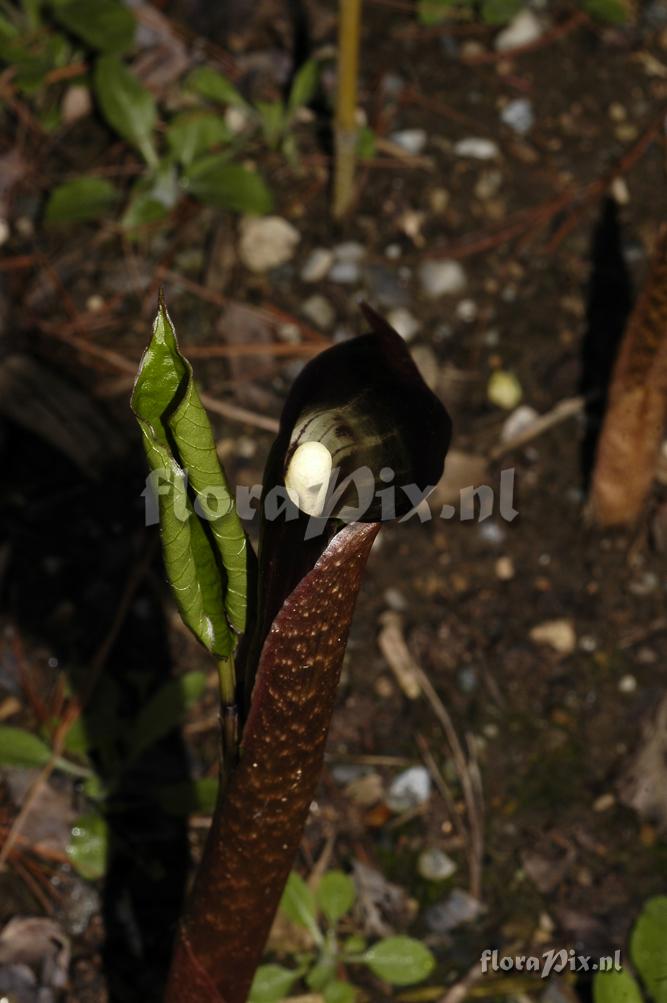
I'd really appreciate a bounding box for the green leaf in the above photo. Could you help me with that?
[324,981,357,1003]
[0,725,51,768]
[583,0,629,23]
[45,176,118,224]
[125,671,207,762]
[317,871,357,926]
[256,100,286,148]
[363,936,435,986]
[67,812,108,880]
[288,58,318,114]
[131,297,248,654]
[279,872,322,944]
[166,111,230,167]
[481,0,522,24]
[249,964,300,1002]
[357,126,376,161]
[306,956,336,991]
[122,161,179,231]
[94,55,157,166]
[417,0,458,27]
[155,777,218,816]
[186,66,247,107]
[631,896,667,1003]
[594,969,644,1003]
[51,0,135,53]
[184,154,273,214]
[342,934,367,957]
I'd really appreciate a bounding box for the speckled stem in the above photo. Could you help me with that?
[164,521,380,1003]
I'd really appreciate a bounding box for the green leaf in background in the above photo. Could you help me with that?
[131,296,248,654]
[583,0,629,23]
[67,812,108,880]
[256,100,286,149]
[594,969,644,1003]
[45,176,118,224]
[248,964,300,1003]
[317,870,357,926]
[50,0,135,53]
[288,58,318,114]
[0,725,51,768]
[122,161,179,231]
[94,55,157,166]
[363,936,435,986]
[357,125,376,161]
[324,981,357,1003]
[630,896,667,1003]
[155,777,219,816]
[306,956,336,991]
[166,111,230,167]
[342,934,367,957]
[186,66,247,107]
[279,872,322,944]
[125,671,207,762]
[416,0,458,27]
[481,0,522,24]
[184,154,273,214]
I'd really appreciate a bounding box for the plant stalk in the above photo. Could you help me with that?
[333,0,362,218]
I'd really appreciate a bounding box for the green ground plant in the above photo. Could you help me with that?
[249,870,435,1003]
[593,897,667,1003]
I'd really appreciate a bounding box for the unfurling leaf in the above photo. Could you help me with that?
[288,58,319,114]
[589,227,667,526]
[45,176,118,224]
[363,936,435,986]
[0,725,51,768]
[131,296,247,655]
[94,55,158,166]
[51,0,135,53]
[186,66,247,108]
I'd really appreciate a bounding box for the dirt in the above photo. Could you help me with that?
[1,1,667,1000]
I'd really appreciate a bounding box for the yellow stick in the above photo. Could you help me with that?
[333,0,362,218]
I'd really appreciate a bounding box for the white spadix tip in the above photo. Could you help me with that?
[285,441,333,517]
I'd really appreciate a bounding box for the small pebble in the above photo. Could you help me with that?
[15,216,34,237]
[333,241,365,262]
[86,294,105,313]
[475,170,503,201]
[300,247,333,283]
[456,299,477,322]
[430,188,450,212]
[610,177,630,205]
[224,105,251,134]
[418,848,457,881]
[278,322,301,343]
[579,635,597,653]
[618,674,637,694]
[238,216,300,272]
[383,588,407,611]
[425,889,483,933]
[501,98,534,135]
[61,84,92,125]
[329,261,360,284]
[593,793,615,813]
[387,306,420,341]
[495,9,544,52]
[457,667,478,693]
[454,137,499,160]
[385,243,402,259]
[495,556,515,580]
[387,766,431,812]
[301,294,335,330]
[389,129,427,155]
[628,571,658,596]
[488,370,522,410]
[501,405,539,442]
[419,259,467,298]
[479,522,506,545]
[530,618,576,655]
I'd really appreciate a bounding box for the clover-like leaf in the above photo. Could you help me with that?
[594,969,644,1003]
[279,872,322,944]
[184,154,273,214]
[363,936,435,986]
[317,870,357,926]
[45,176,118,224]
[249,964,300,1002]
[631,896,667,1003]
[166,111,230,167]
[131,296,247,655]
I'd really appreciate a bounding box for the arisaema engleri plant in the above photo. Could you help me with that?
[131,295,451,1003]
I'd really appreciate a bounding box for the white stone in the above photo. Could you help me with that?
[530,619,576,655]
[224,105,251,134]
[418,848,457,881]
[389,128,427,155]
[501,98,535,135]
[285,441,332,517]
[419,259,467,298]
[456,299,477,322]
[238,216,300,273]
[387,766,431,812]
[329,261,360,284]
[501,405,539,442]
[301,294,335,330]
[619,674,637,694]
[495,556,515,580]
[61,84,92,125]
[387,306,420,341]
[333,241,366,262]
[454,137,500,160]
[495,9,544,52]
[300,247,333,283]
